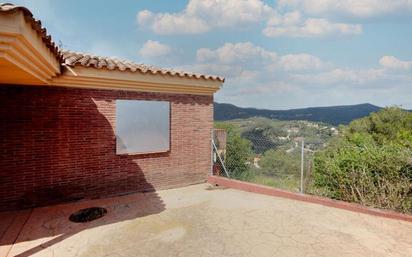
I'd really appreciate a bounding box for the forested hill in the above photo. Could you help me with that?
[214,102,383,125]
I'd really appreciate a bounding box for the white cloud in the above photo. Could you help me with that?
[139,40,172,58]
[196,44,412,108]
[379,56,412,70]
[137,10,154,26]
[291,68,385,85]
[135,0,402,38]
[193,42,327,78]
[263,17,362,38]
[239,81,300,95]
[137,10,209,34]
[277,0,412,19]
[185,0,274,26]
[197,42,277,65]
[267,11,302,26]
[262,0,412,38]
[184,42,340,107]
[278,54,328,71]
[137,0,274,35]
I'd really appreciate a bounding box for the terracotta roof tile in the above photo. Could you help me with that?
[0,3,60,59]
[61,50,225,82]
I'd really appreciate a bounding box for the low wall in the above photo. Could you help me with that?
[208,176,412,223]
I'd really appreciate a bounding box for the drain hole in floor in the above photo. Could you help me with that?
[69,207,107,223]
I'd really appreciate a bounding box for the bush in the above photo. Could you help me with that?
[312,108,412,213]
[260,149,301,177]
[215,122,253,180]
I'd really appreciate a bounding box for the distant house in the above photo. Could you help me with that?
[330,127,339,135]
[0,4,224,210]
[253,157,261,169]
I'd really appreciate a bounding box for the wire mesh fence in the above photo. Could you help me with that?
[212,129,320,193]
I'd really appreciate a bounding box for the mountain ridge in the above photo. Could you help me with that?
[214,102,385,125]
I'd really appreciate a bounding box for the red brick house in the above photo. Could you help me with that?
[0,4,224,210]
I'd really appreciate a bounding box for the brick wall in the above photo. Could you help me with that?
[0,85,213,210]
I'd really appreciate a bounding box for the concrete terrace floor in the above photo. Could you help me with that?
[1,184,412,257]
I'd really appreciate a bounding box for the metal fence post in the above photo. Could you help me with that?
[300,139,304,193]
[210,129,214,176]
[212,139,230,178]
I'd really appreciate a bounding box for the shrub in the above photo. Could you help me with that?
[215,122,253,180]
[259,149,301,178]
[312,108,412,213]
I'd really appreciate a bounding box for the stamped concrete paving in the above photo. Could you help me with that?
[1,184,412,257]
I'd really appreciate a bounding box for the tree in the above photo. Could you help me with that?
[215,122,253,179]
[260,149,300,177]
[346,107,412,147]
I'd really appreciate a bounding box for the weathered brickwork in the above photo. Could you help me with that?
[0,85,213,210]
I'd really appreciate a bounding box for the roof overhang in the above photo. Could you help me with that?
[52,66,222,95]
[0,10,60,85]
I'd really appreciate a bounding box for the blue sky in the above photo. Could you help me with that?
[14,0,412,109]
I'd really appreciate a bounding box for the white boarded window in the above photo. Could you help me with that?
[116,100,170,154]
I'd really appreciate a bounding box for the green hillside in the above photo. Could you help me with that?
[214,102,383,125]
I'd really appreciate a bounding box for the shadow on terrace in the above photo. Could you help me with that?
[0,85,165,257]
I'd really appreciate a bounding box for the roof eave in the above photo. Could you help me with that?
[0,10,60,85]
[51,66,223,95]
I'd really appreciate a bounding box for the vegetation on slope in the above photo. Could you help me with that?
[215,107,412,214]
[311,107,412,213]
[215,117,336,191]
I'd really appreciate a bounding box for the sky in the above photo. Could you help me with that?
[14,0,412,109]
